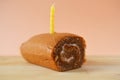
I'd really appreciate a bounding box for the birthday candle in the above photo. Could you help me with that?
[50,4,55,34]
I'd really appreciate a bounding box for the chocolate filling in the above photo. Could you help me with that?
[53,36,85,71]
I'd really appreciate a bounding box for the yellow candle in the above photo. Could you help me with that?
[50,4,55,34]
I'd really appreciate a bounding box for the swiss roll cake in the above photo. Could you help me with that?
[20,33,86,71]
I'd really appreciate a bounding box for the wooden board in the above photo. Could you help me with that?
[0,56,120,80]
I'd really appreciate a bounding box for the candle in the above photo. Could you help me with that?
[50,4,55,34]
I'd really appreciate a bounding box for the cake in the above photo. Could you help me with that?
[20,33,86,71]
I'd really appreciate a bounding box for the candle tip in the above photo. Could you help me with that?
[52,0,55,5]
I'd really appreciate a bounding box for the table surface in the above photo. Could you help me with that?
[0,56,120,80]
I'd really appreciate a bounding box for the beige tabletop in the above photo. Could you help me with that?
[0,56,120,80]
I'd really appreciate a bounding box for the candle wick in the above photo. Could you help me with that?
[52,0,55,5]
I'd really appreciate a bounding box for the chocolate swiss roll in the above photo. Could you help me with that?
[20,33,86,71]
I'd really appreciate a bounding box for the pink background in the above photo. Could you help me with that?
[0,0,120,56]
